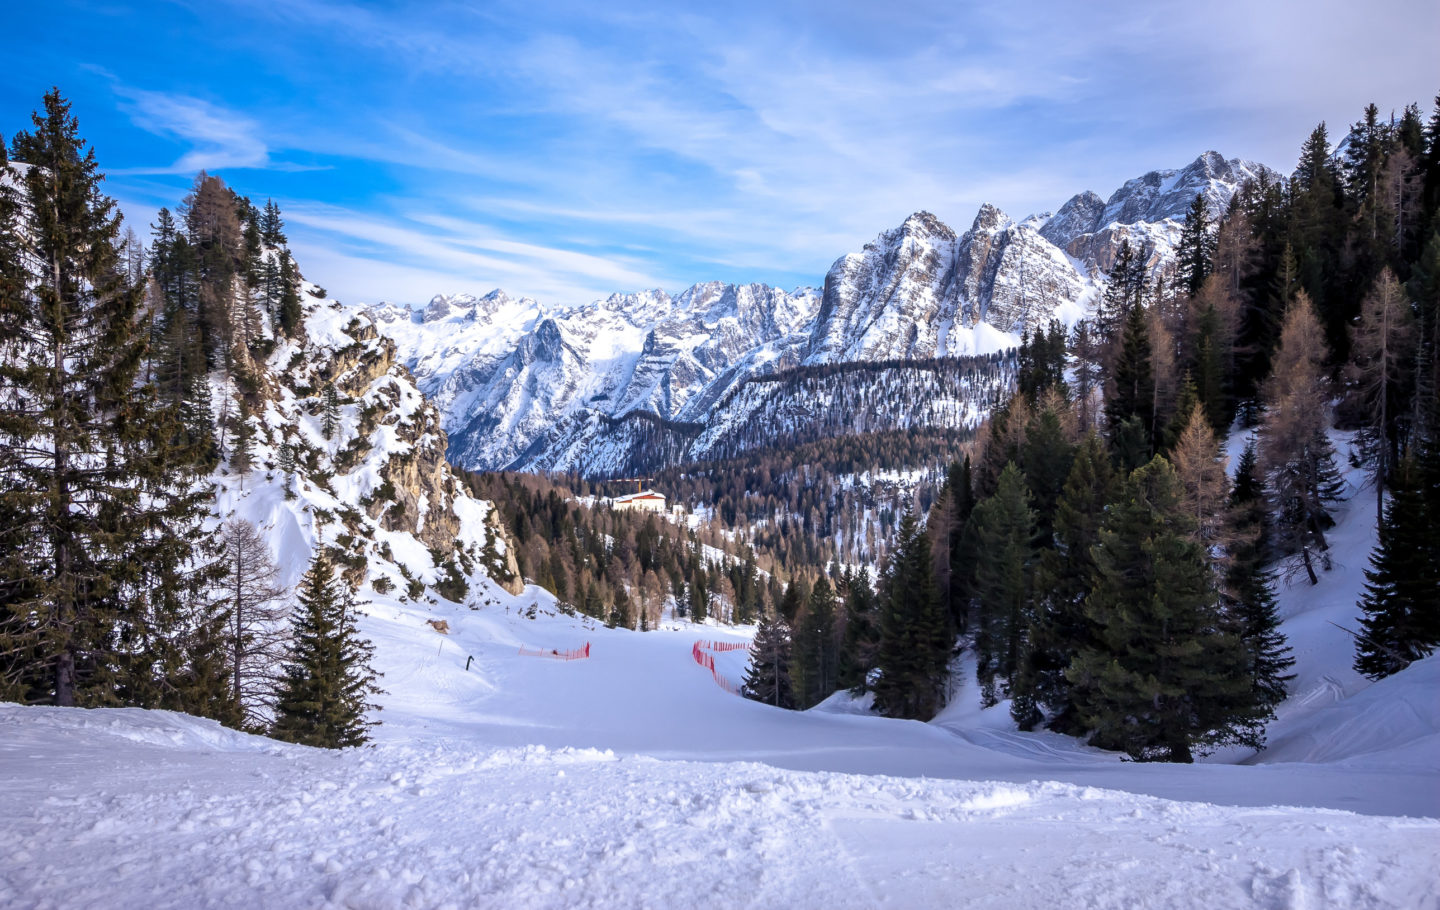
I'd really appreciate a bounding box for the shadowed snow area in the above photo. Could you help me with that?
[2,451,1438,907]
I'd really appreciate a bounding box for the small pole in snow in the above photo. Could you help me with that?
[437,638,444,657]
[465,655,474,671]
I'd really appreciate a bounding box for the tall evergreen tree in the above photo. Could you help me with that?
[1030,433,1116,733]
[742,611,794,709]
[968,463,1037,711]
[272,552,382,748]
[1225,441,1294,711]
[873,509,949,720]
[1176,193,1215,297]
[1354,458,1440,678]
[1070,457,1265,762]
[793,576,838,708]
[321,383,341,441]
[1106,300,1157,468]
[277,252,303,339]
[837,567,878,690]
[0,91,156,705]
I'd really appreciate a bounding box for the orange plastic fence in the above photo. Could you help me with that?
[691,640,748,695]
[518,642,591,661]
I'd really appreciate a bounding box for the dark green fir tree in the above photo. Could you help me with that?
[1069,456,1264,762]
[742,612,794,709]
[873,509,950,720]
[793,575,838,708]
[1224,441,1294,711]
[1354,459,1440,678]
[272,552,382,748]
[969,463,1037,712]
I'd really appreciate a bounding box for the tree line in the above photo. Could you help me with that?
[744,93,1440,758]
[0,90,377,748]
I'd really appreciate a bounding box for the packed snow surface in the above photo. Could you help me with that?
[3,450,1438,907]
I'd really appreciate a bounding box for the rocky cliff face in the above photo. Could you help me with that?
[1039,151,1274,275]
[218,272,526,600]
[364,151,1271,476]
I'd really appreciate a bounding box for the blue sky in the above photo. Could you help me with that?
[4,1,1437,306]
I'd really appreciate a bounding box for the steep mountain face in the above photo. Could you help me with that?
[366,283,821,471]
[364,152,1271,476]
[1038,151,1273,274]
[804,204,1091,366]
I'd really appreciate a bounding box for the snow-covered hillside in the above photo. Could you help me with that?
[3,447,1436,907]
[361,152,1273,476]
[213,269,521,605]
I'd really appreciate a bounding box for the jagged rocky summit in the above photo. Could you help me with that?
[362,152,1274,476]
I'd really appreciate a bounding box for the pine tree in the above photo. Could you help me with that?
[1020,400,1075,544]
[277,252,303,339]
[742,612,794,709]
[837,568,878,690]
[0,91,154,705]
[969,463,1037,711]
[1106,299,1157,470]
[1258,292,1344,584]
[278,441,297,498]
[1030,433,1116,733]
[260,199,287,248]
[1069,457,1265,762]
[1095,240,1147,347]
[873,509,950,720]
[944,456,979,632]
[1176,193,1214,297]
[778,577,804,624]
[793,575,838,708]
[1225,441,1294,711]
[321,383,341,441]
[272,552,382,748]
[1354,458,1440,678]
[111,386,234,725]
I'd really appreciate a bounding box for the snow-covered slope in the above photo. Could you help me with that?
[364,152,1270,475]
[3,427,1436,906]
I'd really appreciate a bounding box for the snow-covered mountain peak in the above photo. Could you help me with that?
[970,202,1014,234]
[363,151,1270,473]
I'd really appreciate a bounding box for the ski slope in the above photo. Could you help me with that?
[2,452,1439,907]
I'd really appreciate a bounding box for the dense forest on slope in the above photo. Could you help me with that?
[816,95,1440,761]
[528,354,1010,475]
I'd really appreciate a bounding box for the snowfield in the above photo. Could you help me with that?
[2,702,1436,910]
[2,449,1439,907]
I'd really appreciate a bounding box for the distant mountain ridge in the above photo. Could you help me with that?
[361,152,1275,475]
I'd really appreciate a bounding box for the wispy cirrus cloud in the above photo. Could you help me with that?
[19,0,1436,307]
[283,203,674,305]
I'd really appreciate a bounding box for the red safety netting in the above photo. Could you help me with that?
[518,642,591,661]
[691,640,748,695]
[695,639,752,653]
